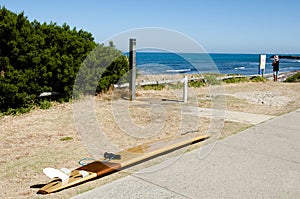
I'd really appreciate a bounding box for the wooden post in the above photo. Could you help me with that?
[183,76,188,103]
[129,39,136,101]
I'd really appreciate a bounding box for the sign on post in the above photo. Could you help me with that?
[259,54,266,77]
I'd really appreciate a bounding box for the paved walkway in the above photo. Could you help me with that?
[182,106,275,125]
[72,109,300,199]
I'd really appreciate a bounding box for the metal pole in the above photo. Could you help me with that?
[183,76,188,103]
[129,39,136,101]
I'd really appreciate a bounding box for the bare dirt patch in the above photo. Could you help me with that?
[1,79,299,199]
[222,82,300,115]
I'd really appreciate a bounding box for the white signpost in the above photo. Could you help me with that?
[183,76,188,103]
[259,54,266,77]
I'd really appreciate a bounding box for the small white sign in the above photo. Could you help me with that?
[259,54,266,70]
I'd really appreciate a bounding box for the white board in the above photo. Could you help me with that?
[259,54,266,70]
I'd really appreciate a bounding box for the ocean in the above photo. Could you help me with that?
[131,52,300,76]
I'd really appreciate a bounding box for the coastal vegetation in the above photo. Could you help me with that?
[140,74,267,90]
[0,7,129,114]
[284,72,300,82]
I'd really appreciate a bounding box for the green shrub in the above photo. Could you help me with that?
[1,106,32,115]
[249,76,266,82]
[0,7,129,114]
[189,79,206,87]
[39,100,52,110]
[284,72,300,82]
[143,84,165,90]
[18,106,33,114]
[223,77,248,84]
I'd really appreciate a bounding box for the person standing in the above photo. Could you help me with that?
[272,55,279,81]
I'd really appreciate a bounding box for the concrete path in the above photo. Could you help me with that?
[72,109,300,199]
[182,106,275,125]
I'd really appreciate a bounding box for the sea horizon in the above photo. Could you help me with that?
[124,52,300,76]
[124,50,300,55]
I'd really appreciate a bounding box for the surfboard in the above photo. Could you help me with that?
[37,133,209,194]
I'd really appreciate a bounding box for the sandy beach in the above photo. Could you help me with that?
[1,72,300,199]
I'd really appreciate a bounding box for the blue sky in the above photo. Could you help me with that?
[1,0,299,53]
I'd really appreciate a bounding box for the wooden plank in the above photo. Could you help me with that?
[37,134,209,194]
[116,134,209,168]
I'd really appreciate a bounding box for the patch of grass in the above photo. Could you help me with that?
[197,95,227,108]
[2,106,33,115]
[224,95,249,109]
[39,100,52,109]
[59,136,73,141]
[112,89,128,100]
[223,77,248,84]
[189,79,206,87]
[204,74,222,85]
[220,121,253,139]
[167,83,183,89]
[142,84,165,90]
[202,73,224,77]
[284,72,300,82]
[2,99,57,116]
[250,76,267,82]
[198,99,213,108]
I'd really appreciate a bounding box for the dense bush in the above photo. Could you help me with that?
[284,72,300,82]
[0,7,129,113]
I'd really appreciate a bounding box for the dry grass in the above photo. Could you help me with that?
[1,78,300,199]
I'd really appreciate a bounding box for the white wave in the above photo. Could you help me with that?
[234,66,245,70]
[166,69,191,73]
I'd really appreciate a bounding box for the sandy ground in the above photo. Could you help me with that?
[1,77,300,199]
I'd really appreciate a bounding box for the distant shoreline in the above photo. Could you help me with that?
[137,70,300,83]
[270,55,300,60]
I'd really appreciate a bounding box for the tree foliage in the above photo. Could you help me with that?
[0,7,129,113]
[74,43,129,96]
